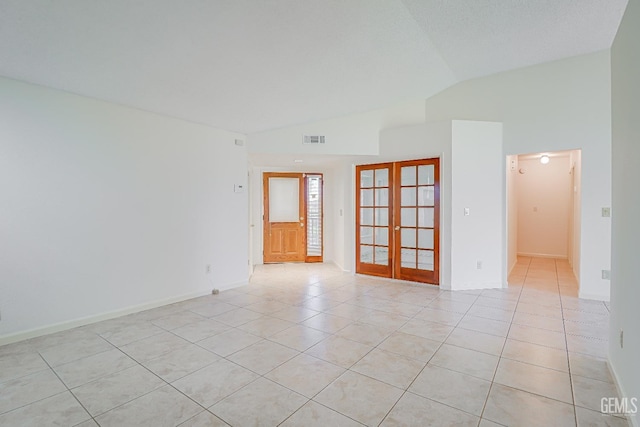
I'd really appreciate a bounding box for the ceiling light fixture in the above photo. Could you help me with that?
[540,155,550,164]
[294,159,303,163]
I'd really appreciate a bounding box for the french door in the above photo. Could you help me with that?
[356,158,440,284]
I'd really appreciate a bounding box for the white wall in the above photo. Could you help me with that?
[376,120,503,291]
[247,100,426,156]
[331,164,348,271]
[425,51,612,300]
[506,155,519,273]
[450,121,504,290]
[610,0,640,423]
[0,77,248,342]
[516,155,572,258]
[569,150,583,279]
[378,122,452,286]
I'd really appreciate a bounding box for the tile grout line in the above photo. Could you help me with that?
[37,350,98,427]
[374,286,483,425]
[1,263,610,426]
[555,258,580,427]
[478,256,528,425]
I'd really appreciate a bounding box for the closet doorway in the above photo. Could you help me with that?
[356,158,440,285]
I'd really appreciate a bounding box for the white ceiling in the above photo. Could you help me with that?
[0,0,628,134]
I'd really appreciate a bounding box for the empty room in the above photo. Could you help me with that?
[1,1,638,426]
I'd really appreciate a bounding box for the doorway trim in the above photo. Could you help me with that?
[262,172,324,264]
[505,149,582,287]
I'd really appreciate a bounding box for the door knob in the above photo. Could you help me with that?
[300,223,304,227]
[395,226,400,231]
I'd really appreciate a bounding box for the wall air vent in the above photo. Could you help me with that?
[303,135,326,144]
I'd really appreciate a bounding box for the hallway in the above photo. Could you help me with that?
[0,258,626,426]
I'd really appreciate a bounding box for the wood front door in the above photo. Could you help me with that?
[356,158,440,285]
[263,173,306,263]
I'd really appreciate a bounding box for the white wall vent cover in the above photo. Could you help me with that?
[303,135,326,144]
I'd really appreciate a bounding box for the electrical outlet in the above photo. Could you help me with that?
[602,270,610,280]
[477,261,483,270]
[602,207,611,217]
[620,329,624,348]
[206,264,211,274]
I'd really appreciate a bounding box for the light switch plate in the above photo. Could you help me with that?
[602,207,611,217]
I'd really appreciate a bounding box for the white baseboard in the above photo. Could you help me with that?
[450,282,504,291]
[517,252,568,259]
[608,359,639,427]
[331,260,350,273]
[508,259,517,276]
[0,280,248,347]
[579,291,610,302]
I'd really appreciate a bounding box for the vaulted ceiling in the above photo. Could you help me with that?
[0,0,628,134]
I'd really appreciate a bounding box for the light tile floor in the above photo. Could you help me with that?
[0,257,631,426]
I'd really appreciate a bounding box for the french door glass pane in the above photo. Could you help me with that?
[375,169,389,187]
[375,188,389,206]
[418,250,434,271]
[418,208,434,228]
[361,227,374,244]
[361,189,374,206]
[361,170,374,188]
[418,229,434,249]
[401,228,416,247]
[375,208,388,226]
[401,248,417,268]
[418,187,435,206]
[401,166,416,186]
[374,247,389,265]
[418,165,435,185]
[375,227,389,246]
[361,208,374,226]
[268,177,299,222]
[401,208,416,227]
[361,245,373,263]
[401,187,416,206]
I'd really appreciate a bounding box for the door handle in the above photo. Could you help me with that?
[300,222,304,227]
[395,226,400,231]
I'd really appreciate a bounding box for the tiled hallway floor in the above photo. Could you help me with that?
[0,257,629,426]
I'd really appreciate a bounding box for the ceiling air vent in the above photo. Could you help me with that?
[303,135,326,145]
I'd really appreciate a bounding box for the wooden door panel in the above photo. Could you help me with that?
[284,228,300,254]
[263,173,306,263]
[266,224,304,262]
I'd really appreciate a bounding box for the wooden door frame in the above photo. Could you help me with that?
[263,172,305,263]
[305,173,324,263]
[355,158,440,285]
[262,172,324,263]
[392,158,440,285]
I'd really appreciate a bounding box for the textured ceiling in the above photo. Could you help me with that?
[0,0,628,134]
